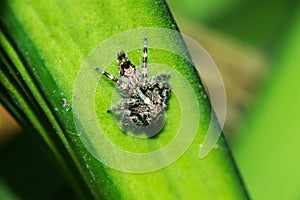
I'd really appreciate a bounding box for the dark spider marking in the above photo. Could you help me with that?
[95,37,171,132]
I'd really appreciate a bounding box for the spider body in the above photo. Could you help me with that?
[96,37,171,131]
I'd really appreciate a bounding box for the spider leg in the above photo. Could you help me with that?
[148,74,170,88]
[107,99,128,113]
[107,98,140,112]
[141,37,148,78]
[121,110,132,129]
[148,74,170,89]
[156,74,170,82]
[95,67,119,83]
[161,86,171,106]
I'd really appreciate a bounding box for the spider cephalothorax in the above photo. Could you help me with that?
[95,37,171,131]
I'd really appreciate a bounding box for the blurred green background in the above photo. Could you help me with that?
[167,0,300,199]
[1,0,300,199]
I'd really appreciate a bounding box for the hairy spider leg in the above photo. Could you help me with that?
[95,67,119,83]
[147,74,171,109]
[107,98,140,113]
[148,74,170,88]
[142,37,148,78]
[122,110,132,128]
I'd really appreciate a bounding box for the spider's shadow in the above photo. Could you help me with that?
[114,114,166,138]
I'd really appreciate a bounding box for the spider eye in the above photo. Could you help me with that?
[118,51,126,60]
[122,61,130,69]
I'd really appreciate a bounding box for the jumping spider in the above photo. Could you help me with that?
[95,37,171,131]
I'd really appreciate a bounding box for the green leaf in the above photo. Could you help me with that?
[232,8,300,200]
[0,0,247,199]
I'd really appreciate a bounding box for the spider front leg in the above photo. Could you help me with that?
[95,67,119,83]
[141,37,148,78]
